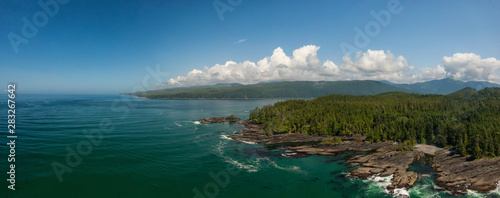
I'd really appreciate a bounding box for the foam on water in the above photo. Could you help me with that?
[393,188,410,198]
[193,121,201,125]
[214,136,307,175]
[240,140,257,144]
[363,174,411,197]
[467,190,487,198]
[365,174,393,193]
[484,180,500,197]
[407,180,441,198]
[220,135,232,140]
[268,160,308,175]
[465,180,500,197]
[281,152,297,157]
[214,139,261,172]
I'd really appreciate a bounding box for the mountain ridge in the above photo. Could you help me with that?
[132,78,500,99]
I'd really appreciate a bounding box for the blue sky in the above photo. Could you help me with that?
[1,0,499,94]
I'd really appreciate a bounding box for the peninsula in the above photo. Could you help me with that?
[205,87,500,196]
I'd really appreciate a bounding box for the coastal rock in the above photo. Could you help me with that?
[432,150,500,195]
[226,119,500,196]
[199,116,241,124]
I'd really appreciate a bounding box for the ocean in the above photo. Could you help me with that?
[0,94,499,198]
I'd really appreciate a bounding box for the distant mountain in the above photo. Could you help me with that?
[132,81,413,99]
[447,87,500,99]
[447,87,478,98]
[477,87,500,98]
[131,78,500,99]
[393,78,500,94]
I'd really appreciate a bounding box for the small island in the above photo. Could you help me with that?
[208,88,500,196]
[199,115,241,124]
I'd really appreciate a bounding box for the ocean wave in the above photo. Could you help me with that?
[220,135,232,140]
[466,181,500,197]
[193,121,201,125]
[363,174,410,197]
[281,152,297,157]
[240,140,257,144]
[483,181,500,197]
[365,174,393,193]
[467,190,487,198]
[393,187,410,198]
[408,183,441,197]
[174,121,182,127]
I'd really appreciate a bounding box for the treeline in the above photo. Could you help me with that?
[249,88,500,159]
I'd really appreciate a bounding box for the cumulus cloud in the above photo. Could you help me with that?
[162,45,500,88]
[443,53,500,82]
[340,50,412,73]
[417,65,447,81]
[166,45,344,87]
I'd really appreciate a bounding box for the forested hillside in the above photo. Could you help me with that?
[249,88,500,159]
[132,79,500,99]
[392,78,500,94]
[132,81,412,99]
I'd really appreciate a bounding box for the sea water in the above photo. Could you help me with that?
[0,94,498,198]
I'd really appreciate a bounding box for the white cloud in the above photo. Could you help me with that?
[166,45,341,87]
[234,39,247,44]
[443,53,500,83]
[340,50,412,73]
[162,45,500,88]
[417,65,447,81]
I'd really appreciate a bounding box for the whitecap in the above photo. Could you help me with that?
[219,135,232,140]
[407,178,441,198]
[281,152,297,157]
[467,189,486,198]
[240,140,257,144]
[365,174,393,194]
[364,174,411,197]
[486,181,500,196]
[193,121,201,125]
[393,188,410,198]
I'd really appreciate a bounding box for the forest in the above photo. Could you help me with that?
[131,81,411,99]
[249,87,500,159]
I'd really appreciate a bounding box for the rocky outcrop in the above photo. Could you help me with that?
[432,150,500,195]
[199,116,241,124]
[217,119,500,196]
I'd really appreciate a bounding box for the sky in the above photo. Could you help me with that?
[1,0,499,94]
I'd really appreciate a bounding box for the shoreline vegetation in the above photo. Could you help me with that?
[200,87,500,196]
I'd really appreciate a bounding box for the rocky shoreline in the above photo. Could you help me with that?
[224,119,500,196]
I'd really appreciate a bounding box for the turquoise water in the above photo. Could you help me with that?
[0,94,498,198]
